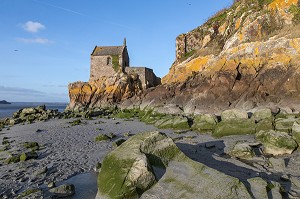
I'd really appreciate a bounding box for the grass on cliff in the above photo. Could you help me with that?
[289,4,300,24]
[112,55,120,72]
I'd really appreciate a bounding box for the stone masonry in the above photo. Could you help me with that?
[89,39,160,88]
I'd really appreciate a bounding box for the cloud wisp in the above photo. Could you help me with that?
[31,0,87,17]
[0,86,68,102]
[16,37,53,44]
[22,21,45,33]
[0,86,44,95]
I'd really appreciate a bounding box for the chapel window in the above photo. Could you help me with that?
[107,57,112,65]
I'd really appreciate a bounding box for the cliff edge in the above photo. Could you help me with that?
[137,0,300,114]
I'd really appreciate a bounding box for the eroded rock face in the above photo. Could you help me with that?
[67,73,143,111]
[68,0,300,115]
[139,0,300,114]
[96,131,254,199]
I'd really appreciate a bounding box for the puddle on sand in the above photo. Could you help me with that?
[58,172,98,199]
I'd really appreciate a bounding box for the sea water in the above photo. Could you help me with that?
[0,102,68,119]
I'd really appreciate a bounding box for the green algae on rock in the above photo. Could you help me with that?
[97,131,253,199]
[256,130,298,155]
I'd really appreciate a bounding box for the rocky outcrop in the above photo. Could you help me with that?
[68,0,300,115]
[67,73,143,111]
[137,0,300,114]
[96,131,253,198]
[0,105,62,126]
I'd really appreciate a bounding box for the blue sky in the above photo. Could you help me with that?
[0,0,232,102]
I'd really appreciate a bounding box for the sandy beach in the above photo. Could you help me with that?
[1,115,300,198]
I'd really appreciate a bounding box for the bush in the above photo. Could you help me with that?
[95,134,111,142]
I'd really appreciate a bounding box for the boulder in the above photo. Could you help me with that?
[221,109,248,122]
[49,183,75,197]
[213,119,256,138]
[97,131,253,199]
[21,107,36,116]
[252,108,273,121]
[256,130,298,155]
[255,118,274,132]
[275,117,300,133]
[192,114,217,133]
[229,143,255,159]
[155,115,190,130]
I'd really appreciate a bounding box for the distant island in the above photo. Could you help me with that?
[0,100,11,104]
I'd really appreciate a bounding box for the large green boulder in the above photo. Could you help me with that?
[221,109,248,121]
[97,132,158,199]
[275,117,300,133]
[192,114,217,133]
[256,130,298,155]
[155,116,190,130]
[97,131,253,199]
[255,118,274,132]
[213,119,256,138]
[252,108,273,121]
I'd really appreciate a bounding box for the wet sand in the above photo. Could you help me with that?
[1,117,300,198]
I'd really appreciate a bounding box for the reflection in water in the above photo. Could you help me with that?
[59,172,98,199]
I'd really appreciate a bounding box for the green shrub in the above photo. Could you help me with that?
[112,55,120,72]
[95,134,111,142]
[18,188,40,198]
[23,142,39,151]
[69,119,82,126]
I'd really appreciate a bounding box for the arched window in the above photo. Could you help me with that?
[107,57,112,65]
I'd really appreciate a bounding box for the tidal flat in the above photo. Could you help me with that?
[1,116,300,198]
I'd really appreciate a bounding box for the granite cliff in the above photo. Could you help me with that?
[68,0,300,114]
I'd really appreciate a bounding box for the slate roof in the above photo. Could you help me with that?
[91,46,124,56]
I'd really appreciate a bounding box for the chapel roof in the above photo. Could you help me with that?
[91,46,124,56]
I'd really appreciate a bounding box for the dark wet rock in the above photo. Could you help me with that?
[49,183,75,197]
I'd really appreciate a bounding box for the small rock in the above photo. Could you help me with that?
[49,183,75,197]
[47,181,56,188]
[94,162,102,172]
[229,143,255,159]
[205,142,215,149]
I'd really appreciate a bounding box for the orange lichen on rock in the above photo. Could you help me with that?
[218,22,228,35]
[268,0,298,10]
[235,18,242,30]
[162,56,211,84]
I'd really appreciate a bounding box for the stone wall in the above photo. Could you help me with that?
[125,67,161,89]
[89,55,117,82]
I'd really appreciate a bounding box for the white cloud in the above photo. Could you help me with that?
[22,21,45,33]
[17,37,53,44]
